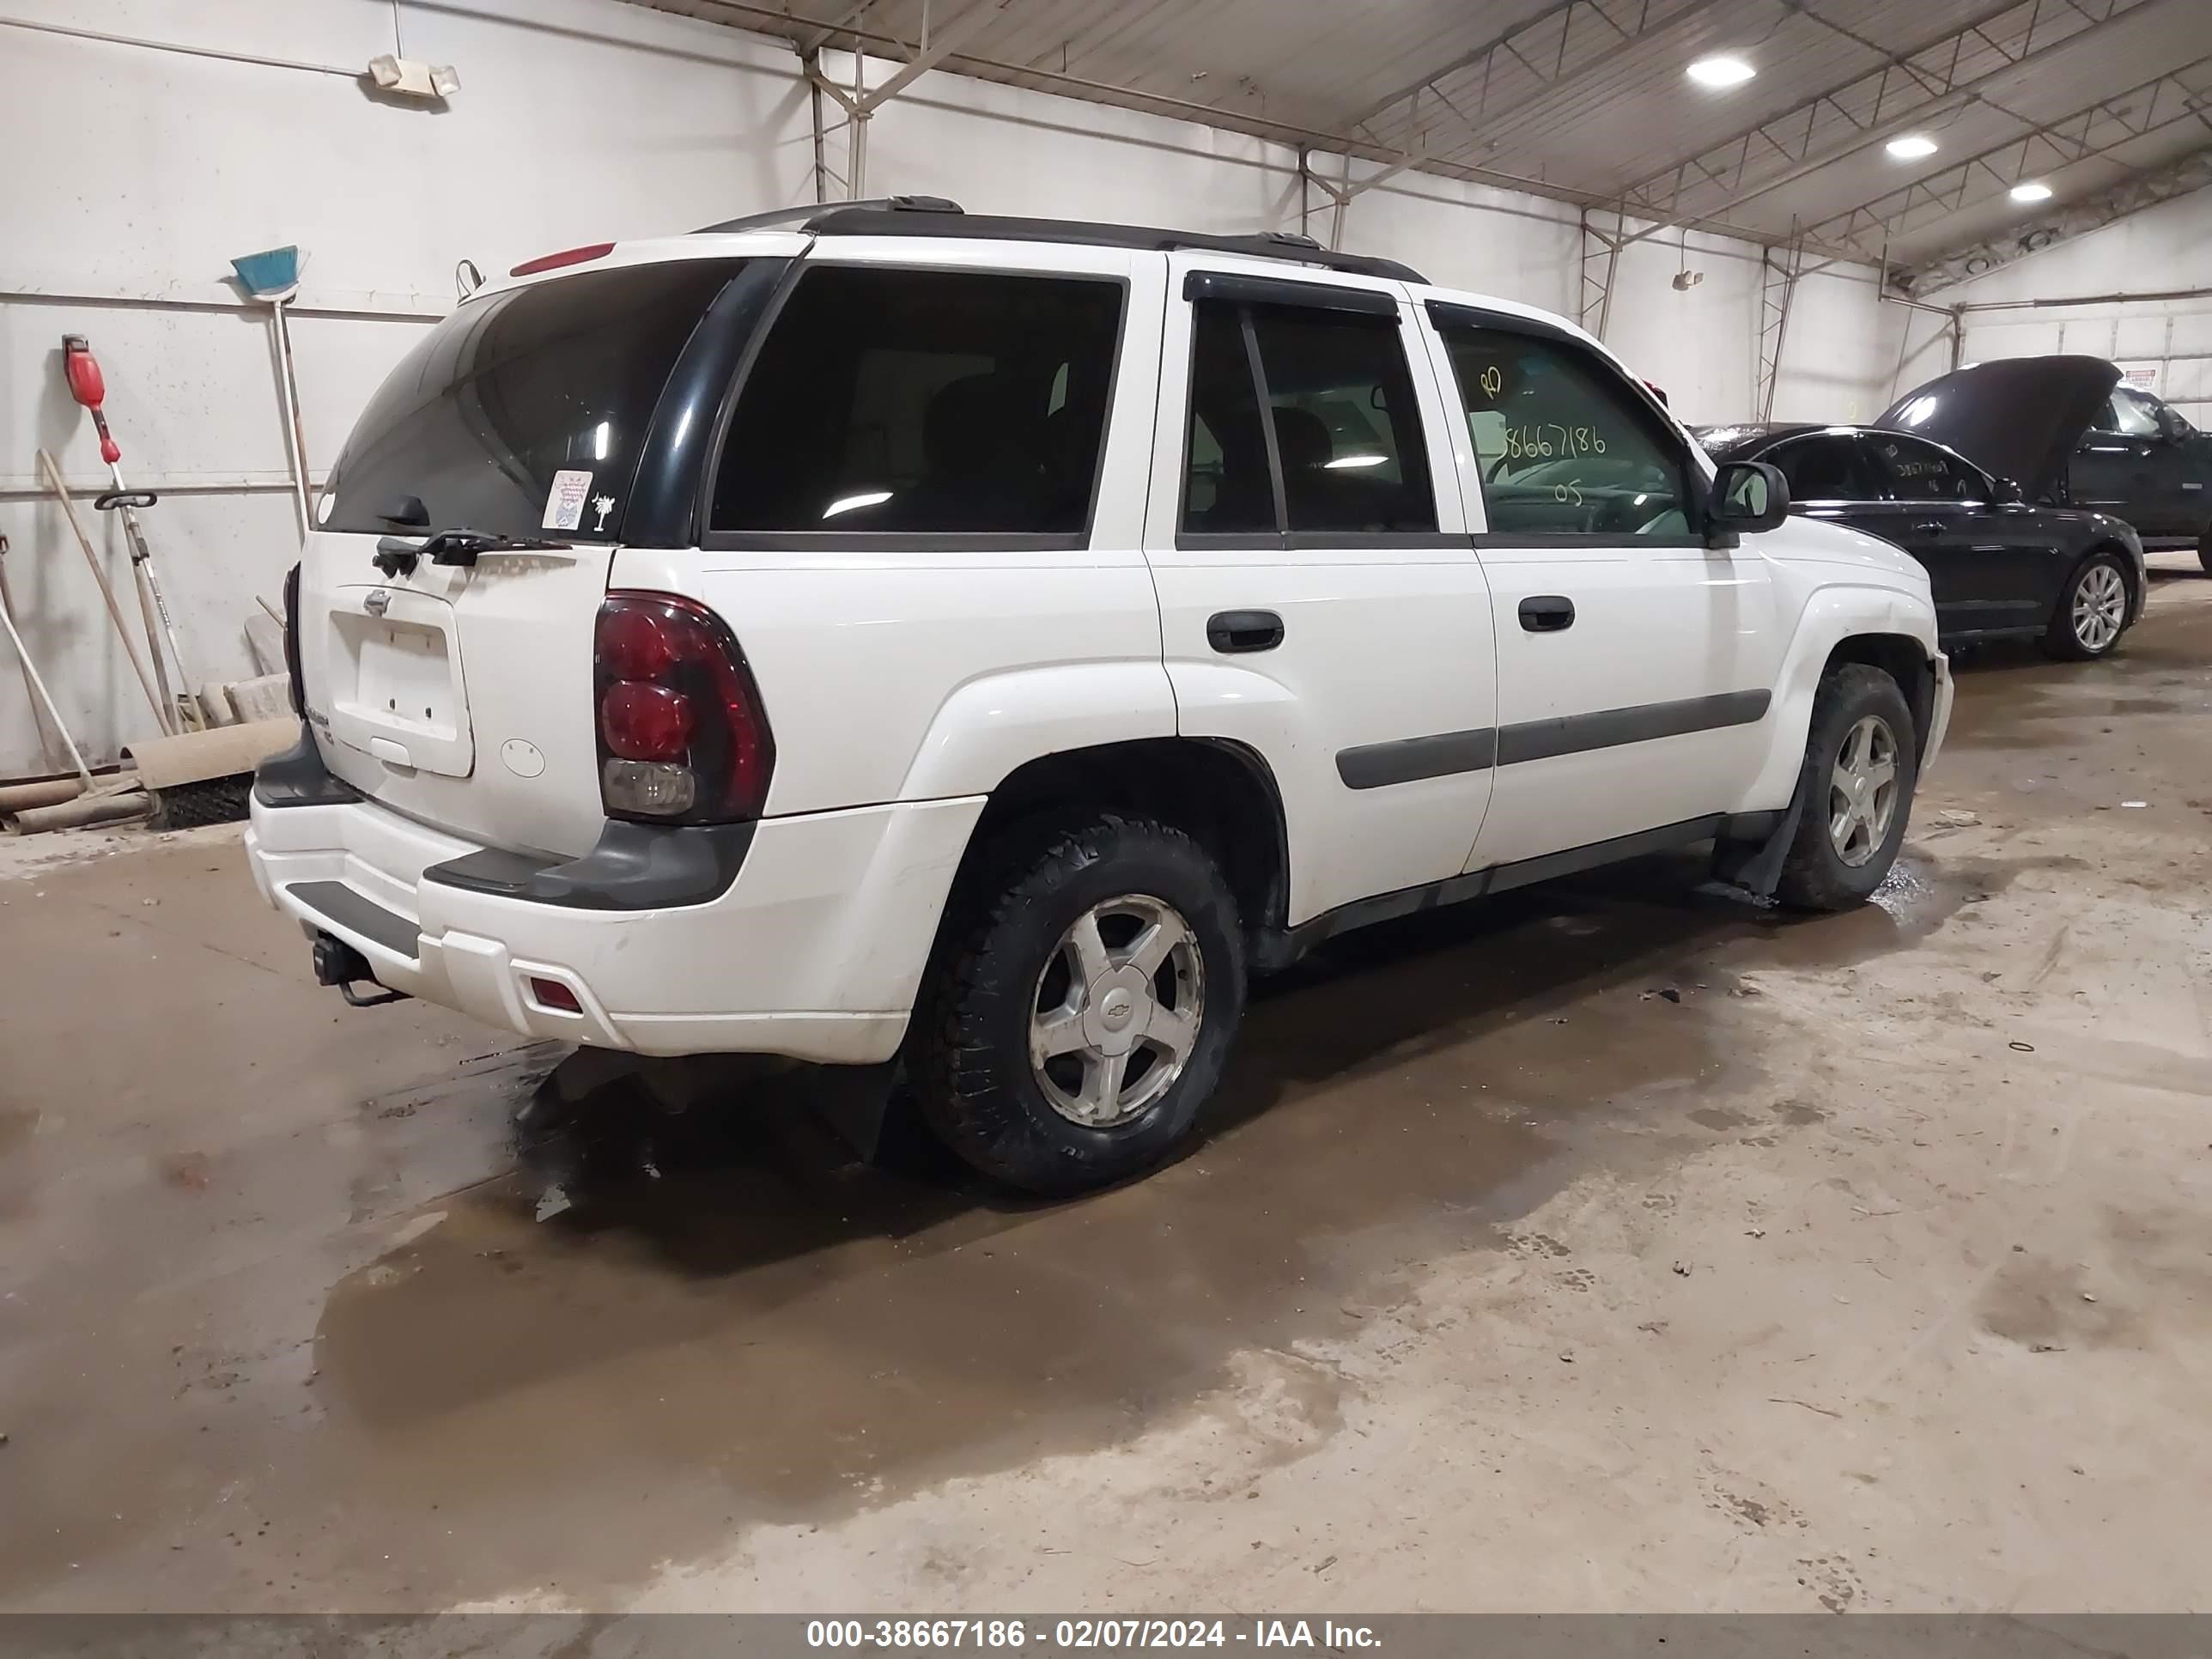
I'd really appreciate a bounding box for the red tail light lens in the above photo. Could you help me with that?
[596,605,679,680]
[592,592,774,823]
[600,682,694,760]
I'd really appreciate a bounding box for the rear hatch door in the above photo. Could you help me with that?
[302,252,775,858]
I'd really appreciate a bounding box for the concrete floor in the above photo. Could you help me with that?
[3,557,2209,1615]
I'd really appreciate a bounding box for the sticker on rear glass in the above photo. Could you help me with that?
[544,469,592,531]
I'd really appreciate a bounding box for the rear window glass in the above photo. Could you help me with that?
[711,266,1124,536]
[323,260,742,540]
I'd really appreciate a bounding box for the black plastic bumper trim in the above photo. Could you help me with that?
[287,880,420,960]
[422,819,757,912]
[252,722,362,809]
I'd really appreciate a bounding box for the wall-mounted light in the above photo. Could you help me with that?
[368,54,460,102]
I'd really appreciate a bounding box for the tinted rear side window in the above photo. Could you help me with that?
[1867,434,1983,501]
[1251,305,1435,533]
[1770,434,1875,501]
[712,266,1124,536]
[1182,303,1276,535]
[325,261,743,540]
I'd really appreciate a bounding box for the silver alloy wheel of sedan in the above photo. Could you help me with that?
[1828,714,1899,868]
[2072,562,2128,653]
[1029,893,1205,1128]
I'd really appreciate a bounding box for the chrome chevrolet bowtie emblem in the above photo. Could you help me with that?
[364,588,391,617]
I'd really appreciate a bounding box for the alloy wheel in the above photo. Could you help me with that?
[2072,562,2127,653]
[1828,714,1899,868]
[1029,894,1205,1128]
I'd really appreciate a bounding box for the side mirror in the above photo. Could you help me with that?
[1993,476,2024,504]
[1708,460,1789,544]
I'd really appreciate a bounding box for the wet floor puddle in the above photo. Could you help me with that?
[3,840,2012,1607]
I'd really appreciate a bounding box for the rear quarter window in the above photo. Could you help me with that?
[709,265,1125,538]
[323,260,744,540]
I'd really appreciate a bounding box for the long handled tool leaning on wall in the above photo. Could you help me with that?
[0,532,94,796]
[4,343,298,834]
[61,334,205,732]
[35,449,171,735]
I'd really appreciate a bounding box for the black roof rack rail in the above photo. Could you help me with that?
[694,195,963,234]
[696,197,1425,283]
[805,206,1428,283]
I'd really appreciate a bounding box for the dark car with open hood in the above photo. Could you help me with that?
[1880,355,2212,573]
[1695,356,2154,659]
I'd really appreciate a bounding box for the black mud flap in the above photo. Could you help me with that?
[1711,788,1806,900]
[512,1051,939,1174]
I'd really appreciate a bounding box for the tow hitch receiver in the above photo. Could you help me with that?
[313,932,410,1007]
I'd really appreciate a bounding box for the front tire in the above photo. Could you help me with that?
[1775,664,1919,913]
[2197,524,2211,576]
[909,813,1246,1196]
[2044,550,2131,659]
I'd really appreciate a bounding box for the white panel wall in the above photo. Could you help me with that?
[1921,188,2212,428]
[0,0,808,778]
[0,0,1893,776]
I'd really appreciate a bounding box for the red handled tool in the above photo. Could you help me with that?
[63,337,123,464]
[60,335,201,732]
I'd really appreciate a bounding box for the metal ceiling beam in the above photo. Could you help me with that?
[1344,0,1727,163]
[1301,142,1431,248]
[805,0,1020,196]
[1899,143,2212,289]
[1609,0,2163,250]
[1808,57,2212,264]
[1578,204,1627,336]
[623,0,1884,258]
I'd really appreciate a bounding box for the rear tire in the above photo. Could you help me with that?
[1775,664,1919,913]
[2197,524,2211,576]
[908,813,1246,1197]
[2043,550,2131,659]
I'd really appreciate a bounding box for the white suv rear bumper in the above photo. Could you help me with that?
[245,791,982,1064]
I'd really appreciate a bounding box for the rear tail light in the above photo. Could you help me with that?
[592,592,774,824]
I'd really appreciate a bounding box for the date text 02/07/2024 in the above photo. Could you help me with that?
[804,1620,1383,1650]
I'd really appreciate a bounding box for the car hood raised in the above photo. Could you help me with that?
[1875,356,2120,501]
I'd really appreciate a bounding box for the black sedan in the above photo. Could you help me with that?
[1880,355,2210,574]
[1692,421,2145,659]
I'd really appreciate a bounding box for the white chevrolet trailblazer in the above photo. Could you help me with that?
[248,198,1952,1194]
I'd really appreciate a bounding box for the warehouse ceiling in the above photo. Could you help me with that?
[634,0,2212,274]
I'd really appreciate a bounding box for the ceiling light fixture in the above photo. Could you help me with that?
[2010,180,2053,203]
[1686,55,1756,88]
[1886,134,1939,160]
